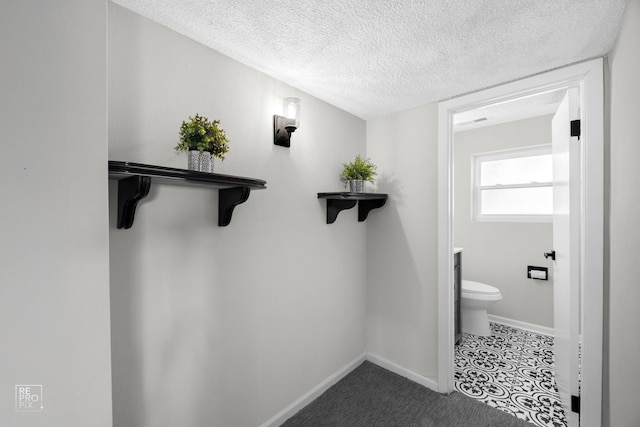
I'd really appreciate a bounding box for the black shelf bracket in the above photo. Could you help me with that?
[358,198,387,222]
[326,199,358,224]
[117,175,151,229]
[317,192,388,224]
[109,161,266,229]
[219,187,251,226]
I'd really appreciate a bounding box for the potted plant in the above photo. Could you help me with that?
[340,155,377,193]
[175,113,230,172]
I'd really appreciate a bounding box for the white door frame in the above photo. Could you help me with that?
[437,58,604,425]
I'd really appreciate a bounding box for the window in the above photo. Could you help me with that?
[473,145,552,222]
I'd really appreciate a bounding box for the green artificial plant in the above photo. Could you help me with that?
[175,113,230,160]
[340,155,377,184]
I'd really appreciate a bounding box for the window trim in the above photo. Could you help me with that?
[472,144,552,223]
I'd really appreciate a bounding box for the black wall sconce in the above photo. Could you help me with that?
[274,97,300,147]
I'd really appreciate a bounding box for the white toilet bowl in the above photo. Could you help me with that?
[461,280,502,336]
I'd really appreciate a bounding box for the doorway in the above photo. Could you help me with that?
[451,89,571,426]
[437,59,604,427]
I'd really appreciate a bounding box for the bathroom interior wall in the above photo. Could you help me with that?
[108,3,367,426]
[0,1,112,426]
[454,116,554,328]
[365,103,440,381]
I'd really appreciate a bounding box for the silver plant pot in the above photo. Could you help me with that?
[348,179,365,193]
[199,151,213,173]
[187,150,200,171]
[187,150,214,173]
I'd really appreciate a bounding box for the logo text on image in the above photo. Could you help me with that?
[15,385,43,412]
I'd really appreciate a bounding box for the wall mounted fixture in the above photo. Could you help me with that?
[527,265,549,280]
[274,97,300,147]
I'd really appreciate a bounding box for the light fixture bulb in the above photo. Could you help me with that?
[274,97,301,147]
[282,97,300,129]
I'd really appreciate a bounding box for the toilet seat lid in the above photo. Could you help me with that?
[462,280,500,296]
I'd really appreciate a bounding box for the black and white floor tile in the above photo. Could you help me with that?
[454,322,567,427]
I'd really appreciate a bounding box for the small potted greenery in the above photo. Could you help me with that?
[175,113,230,172]
[340,155,377,193]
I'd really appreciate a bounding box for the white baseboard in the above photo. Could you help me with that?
[259,352,366,427]
[366,353,439,392]
[261,352,440,426]
[488,314,554,337]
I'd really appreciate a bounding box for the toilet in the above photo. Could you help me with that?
[461,280,503,336]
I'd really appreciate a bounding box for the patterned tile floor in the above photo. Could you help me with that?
[454,323,567,427]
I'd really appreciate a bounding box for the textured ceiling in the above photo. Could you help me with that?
[111,0,626,119]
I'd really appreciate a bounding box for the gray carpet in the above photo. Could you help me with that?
[281,361,532,427]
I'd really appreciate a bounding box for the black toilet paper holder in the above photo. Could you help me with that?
[527,266,549,280]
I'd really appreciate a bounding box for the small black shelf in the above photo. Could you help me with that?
[317,192,388,224]
[109,161,267,229]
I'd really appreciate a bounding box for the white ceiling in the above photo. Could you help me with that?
[111,0,627,120]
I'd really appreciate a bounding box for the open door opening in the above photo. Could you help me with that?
[449,87,581,425]
[438,59,604,427]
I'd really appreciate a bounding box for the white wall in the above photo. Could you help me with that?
[366,104,439,380]
[608,0,640,425]
[108,4,367,426]
[0,1,112,427]
[454,116,554,328]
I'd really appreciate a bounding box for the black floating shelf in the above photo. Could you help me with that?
[317,192,388,224]
[109,161,267,229]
